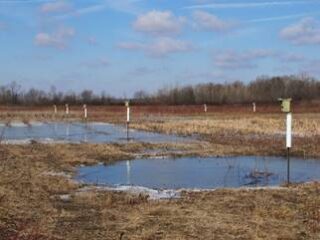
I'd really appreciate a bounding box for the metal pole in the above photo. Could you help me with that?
[286,113,292,185]
[287,147,290,184]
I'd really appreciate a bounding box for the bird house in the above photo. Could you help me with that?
[278,98,291,113]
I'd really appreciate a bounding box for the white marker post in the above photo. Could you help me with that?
[65,104,69,116]
[252,102,256,113]
[53,105,57,115]
[286,113,292,184]
[279,98,292,184]
[83,104,88,120]
[125,101,130,140]
[204,104,207,113]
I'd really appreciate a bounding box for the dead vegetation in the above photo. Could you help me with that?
[0,143,319,239]
[130,113,320,158]
[2,105,320,158]
[0,106,319,239]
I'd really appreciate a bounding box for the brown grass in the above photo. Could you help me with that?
[130,113,320,158]
[1,105,320,157]
[0,106,320,239]
[0,143,319,239]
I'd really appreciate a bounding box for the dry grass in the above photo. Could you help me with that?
[130,113,320,158]
[133,114,320,136]
[0,143,319,239]
[2,106,320,158]
[0,106,319,239]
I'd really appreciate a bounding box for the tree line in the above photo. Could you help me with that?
[1,74,319,105]
[136,74,320,105]
[0,83,118,105]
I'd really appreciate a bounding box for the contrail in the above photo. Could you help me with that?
[185,1,320,9]
[245,11,320,23]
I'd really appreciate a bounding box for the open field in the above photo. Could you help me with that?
[0,105,319,239]
[1,104,320,157]
[0,143,319,240]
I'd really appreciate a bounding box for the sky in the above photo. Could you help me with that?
[0,0,320,97]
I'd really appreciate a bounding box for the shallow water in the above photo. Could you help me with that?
[0,122,186,143]
[77,156,320,189]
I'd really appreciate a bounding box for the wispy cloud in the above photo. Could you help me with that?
[55,0,143,20]
[280,17,320,45]
[55,3,108,20]
[118,37,194,57]
[133,10,186,36]
[185,1,318,9]
[192,10,236,32]
[246,11,320,23]
[0,0,53,3]
[279,53,305,62]
[40,1,71,14]
[213,49,275,69]
[34,26,75,49]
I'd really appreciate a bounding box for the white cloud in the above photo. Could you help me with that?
[192,10,236,32]
[40,1,71,14]
[148,37,193,57]
[280,17,320,45]
[133,11,186,35]
[34,26,75,49]
[118,37,194,57]
[213,49,274,69]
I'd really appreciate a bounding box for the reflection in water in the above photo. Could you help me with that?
[77,156,320,189]
[54,122,58,133]
[126,160,131,185]
[0,122,188,144]
[66,123,70,140]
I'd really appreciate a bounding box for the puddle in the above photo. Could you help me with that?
[0,122,187,143]
[76,156,320,189]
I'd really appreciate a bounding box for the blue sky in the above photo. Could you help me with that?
[0,0,320,96]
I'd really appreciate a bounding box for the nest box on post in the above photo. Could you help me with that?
[278,98,291,113]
